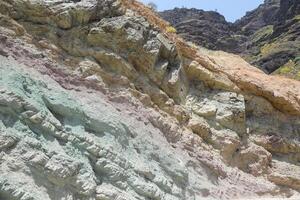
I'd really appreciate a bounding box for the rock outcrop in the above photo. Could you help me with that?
[159,8,243,54]
[160,0,300,79]
[0,0,300,199]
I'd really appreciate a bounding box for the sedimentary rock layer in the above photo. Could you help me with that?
[0,0,300,199]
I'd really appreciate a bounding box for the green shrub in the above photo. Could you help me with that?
[278,60,296,74]
[279,66,292,73]
[166,26,177,33]
[251,25,273,43]
[293,15,300,21]
[294,56,300,63]
[260,43,277,56]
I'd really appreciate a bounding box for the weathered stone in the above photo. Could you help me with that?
[0,134,18,151]
[96,183,122,200]
[71,169,97,196]
[95,158,126,182]
[0,0,300,199]
[196,103,217,117]
[252,134,300,155]
[45,154,81,185]
[128,177,164,200]
[188,115,211,140]
[215,92,246,134]
[268,160,300,190]
[231,143,272,176]
[212,129,241,161]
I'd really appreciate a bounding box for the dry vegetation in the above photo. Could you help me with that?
[119,0,200,60]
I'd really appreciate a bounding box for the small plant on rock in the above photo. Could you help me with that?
[166,26,177,33]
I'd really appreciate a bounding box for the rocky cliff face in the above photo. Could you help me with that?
[159,8,243,54]
[1,0,300,199]
[160,0,300,78]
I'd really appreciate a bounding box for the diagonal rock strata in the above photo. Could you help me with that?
[0,0,300,199]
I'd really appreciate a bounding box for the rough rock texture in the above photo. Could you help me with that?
[0,0,300,199]
[160,0,300,78]
[159,8,243,54]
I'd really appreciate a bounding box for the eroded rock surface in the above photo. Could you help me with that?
[0,0,300,199]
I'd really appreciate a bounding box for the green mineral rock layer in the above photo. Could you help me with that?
[0,0,300,199]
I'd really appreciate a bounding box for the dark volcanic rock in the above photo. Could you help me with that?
[254,50,296,73]
[160,0,300,78]
[234,0,280,35]
[277,0,300,21]
[160,8,246,53]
